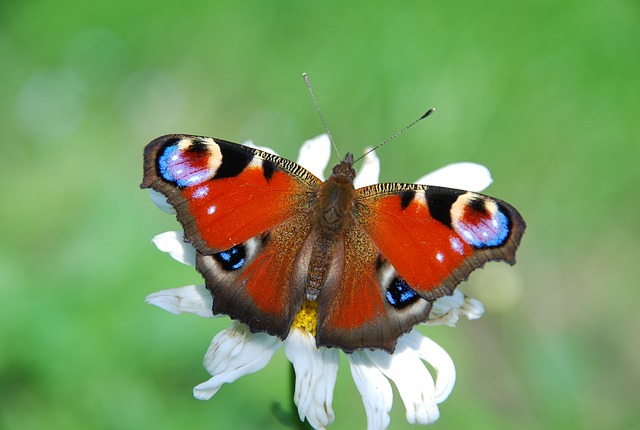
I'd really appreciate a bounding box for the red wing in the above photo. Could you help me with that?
[141,134,321,339]
[196,215,311,339]
[315,223,433,352]
[316,183,525,352]
[141,134,320,253]
[355,183,526,300]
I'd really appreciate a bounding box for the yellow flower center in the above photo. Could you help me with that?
[291,300,318,336]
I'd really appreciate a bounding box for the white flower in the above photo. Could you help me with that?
[145,134,490,429]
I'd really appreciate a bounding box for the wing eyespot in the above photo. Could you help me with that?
[385,276,419,309]
[213,244,247,271]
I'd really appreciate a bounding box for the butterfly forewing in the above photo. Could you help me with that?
[142,135,321,252]
[354,184,525,298]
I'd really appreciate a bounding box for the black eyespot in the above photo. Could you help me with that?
[213,244,246,271]
[386,277,419,308]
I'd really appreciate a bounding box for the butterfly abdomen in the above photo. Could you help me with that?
[305,234,337,301]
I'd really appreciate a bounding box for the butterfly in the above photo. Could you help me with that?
[141,134,525,353]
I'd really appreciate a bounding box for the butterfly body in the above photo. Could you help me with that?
[142,135,525,353]
[305,153,357,300]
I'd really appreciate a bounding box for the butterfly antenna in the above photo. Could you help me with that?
[303,73,342,160]
[353,108,436,164]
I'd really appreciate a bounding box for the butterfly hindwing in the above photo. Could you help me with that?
[196,215,312,338]
[315,222,434,352]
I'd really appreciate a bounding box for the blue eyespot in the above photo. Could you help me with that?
[213,245,246,271]
[456,208,509,248]
[158,143,210,187]
[386,277,419,308]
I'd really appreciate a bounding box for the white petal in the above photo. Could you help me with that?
[152,231,196,266]
[148,189,175,214]
[461,297,485,320]
[365,342,439,425]
[353,149,381,189]
[429,312,460,327]
[428,290,485,326]
[145,285,213,318]
[348,351,392,430]
[297,134,331,180]
[430,290,465,319]
[243,140,279,156]
[400,330,456,404]
[194,322,282,400]
[284,328,339,429]
[415,162,492,192]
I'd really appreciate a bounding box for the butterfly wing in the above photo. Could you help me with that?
[142,134,321,338]
[142,135,319,252]
[316,183,525,352]
[195,215,313,338]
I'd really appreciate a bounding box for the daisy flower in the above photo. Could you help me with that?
[145,134,490,430]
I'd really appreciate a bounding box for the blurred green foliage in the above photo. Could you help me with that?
[1,0,638,429]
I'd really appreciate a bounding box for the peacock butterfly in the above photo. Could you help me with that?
[141,131,525,353]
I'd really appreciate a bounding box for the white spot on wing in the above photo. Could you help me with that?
[194,185,209,198]
[207,205,216,214]
[450,237,464,255]
[436,252,444,262]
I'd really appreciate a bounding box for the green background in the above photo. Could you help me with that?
[1,0,638,429]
